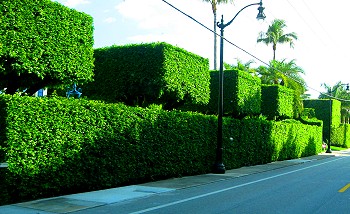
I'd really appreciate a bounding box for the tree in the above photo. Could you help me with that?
[202,0,234,70]
[257,19,298,60]
[319,82,350,100]
[224,59,257,75]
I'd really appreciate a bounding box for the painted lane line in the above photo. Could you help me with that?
[131,157,346,214]
[338,183,350,193]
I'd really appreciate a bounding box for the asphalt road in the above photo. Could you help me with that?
[76,155,350,214]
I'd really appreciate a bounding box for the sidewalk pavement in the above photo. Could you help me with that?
[1,150,349,214]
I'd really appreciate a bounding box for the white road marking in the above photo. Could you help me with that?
[131,157,346,214]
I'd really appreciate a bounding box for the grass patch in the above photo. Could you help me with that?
[330,146,348,151]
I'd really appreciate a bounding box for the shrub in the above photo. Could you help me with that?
[331,124,350,148]
[261,85,294,119]
[0,95,322,205]
[184,69,261,117]
[84,42,210,109]
[0,0,94,95]
[223,118,322,168]
[301,108,316,118]
[304,99,341,142]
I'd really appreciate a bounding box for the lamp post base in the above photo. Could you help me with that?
[213,163,226,174]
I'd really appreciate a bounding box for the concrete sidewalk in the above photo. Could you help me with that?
[1,150,349,214]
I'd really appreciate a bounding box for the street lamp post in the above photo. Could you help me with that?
[326,98,332,153]
[213,0,266,174]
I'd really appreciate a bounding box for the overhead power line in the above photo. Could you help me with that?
[284,0,328,47]
[161,0,350,102]
[300,0,333,42]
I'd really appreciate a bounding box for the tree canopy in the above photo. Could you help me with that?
[257,19,297,60]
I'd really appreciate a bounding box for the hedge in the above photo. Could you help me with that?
[261,85,294,119]
[304,99,341,142]
[0,95,322,205]
[331,124,350,148]
[0,0,94,94]
[83,42,210,109]
[0,95,217,204]
[183,69,261,117]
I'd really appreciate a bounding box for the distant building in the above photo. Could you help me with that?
[35,88,47,97]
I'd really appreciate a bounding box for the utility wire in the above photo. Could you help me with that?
[284,0,328,47]
[300,0,333,41]
[161,0,350,102]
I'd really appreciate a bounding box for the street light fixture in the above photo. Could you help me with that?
[213,0,266,174]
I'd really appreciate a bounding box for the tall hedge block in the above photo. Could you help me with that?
[331,124,350,148]
[304,99,341,142]
[269,120,322,160]
[0,0,94,91]
[84,42,210,108]
[261,85,294,119]
[202,69,261,117]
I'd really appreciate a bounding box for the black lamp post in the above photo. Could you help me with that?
[213,0,266,174]
[326,98,332,153]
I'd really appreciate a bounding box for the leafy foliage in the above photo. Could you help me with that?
[331,124,350,148]
[304,99,341,142]
[0,95,322,205]
[224,59,257,76]
[257,19,298,60]
[257,59,306,117]
[0,0,94,95]
[319,81,350,122]
[183,69,261,118]
[261,85,294,120]
[84,42,210,109]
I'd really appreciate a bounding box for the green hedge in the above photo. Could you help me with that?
[184,69,261,117]
[0,95,217,204]
[84,42,210,109]
[304,99,341,142]
[0,95,322,205]
[224,118,322,168]
[0,0,94,93]
[261,85,294,119]
[331,124,350,148]
[341,108,350,124]
[301,108,316,118]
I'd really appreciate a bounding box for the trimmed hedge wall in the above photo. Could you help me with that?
[183,69,261,117]
[331,124,350,148]
[0,0,94,93]
[224,118,322,168]
[0,95,322,205]
[261,85,294,119]
[84,42,210,109]
[304,99,341,142]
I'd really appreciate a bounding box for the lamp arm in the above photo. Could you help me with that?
[218,2,260,29]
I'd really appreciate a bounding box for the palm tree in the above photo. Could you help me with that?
[202,0,234,70]
[224,59,257,75]
[257,19,298,60]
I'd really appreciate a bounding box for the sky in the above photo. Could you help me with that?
[54,0,350,98]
